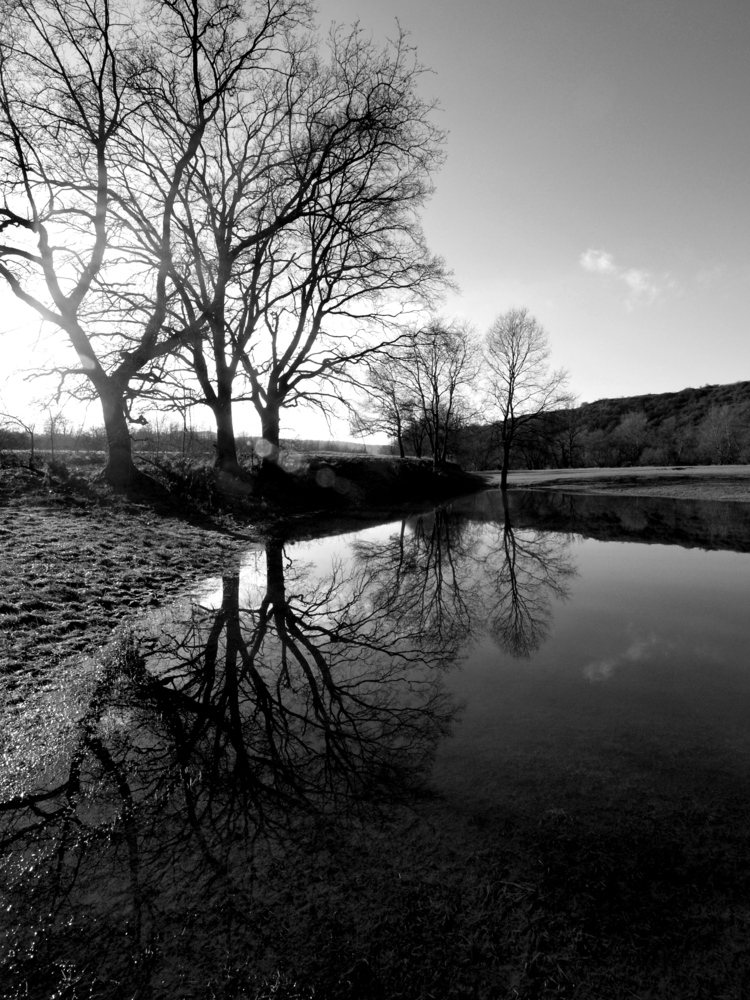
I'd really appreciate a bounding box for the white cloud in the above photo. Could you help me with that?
[579,248,675,307]
[583,633,675,683]
[622,268,658,301]
[580,248,616,274]
[583,657,617,682]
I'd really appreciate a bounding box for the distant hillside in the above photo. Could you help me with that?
[570,381,750,467]
[455,381,750,470]
[578,381,750,435]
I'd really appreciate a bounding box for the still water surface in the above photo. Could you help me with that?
[277,491,750,814]
[3,489,750,996]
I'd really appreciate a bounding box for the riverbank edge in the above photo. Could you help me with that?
[0,459,485,676]
[496,464,750,503]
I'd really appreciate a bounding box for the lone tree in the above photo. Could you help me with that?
[483,308,571,490]
[0,0,307,486]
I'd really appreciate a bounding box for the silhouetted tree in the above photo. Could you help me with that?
[146,25,449,472]
[351,355,421,458]
[483,308,572,489]
[0,411,35,464]
[0,0,307,485]
[356,320,477,468]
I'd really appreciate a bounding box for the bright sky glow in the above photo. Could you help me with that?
[2,0,749,432]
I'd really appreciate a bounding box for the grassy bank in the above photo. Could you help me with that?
[0,454,482,677]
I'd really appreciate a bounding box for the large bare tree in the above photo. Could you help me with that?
[145,24,448,472]
[483,308,572,490]
[0,0,307,485]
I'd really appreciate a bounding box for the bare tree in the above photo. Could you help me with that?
[119,17,315,474]
[239,28,448,466]
[614,410,649,465]
[408,321,478,469]
[0,410,35,464]
[135,24,448,474]
[697,404,743,465]
[356,320,477,468]
[0,0,307,486]
[43,408,71,459]
[350,354,420,457]
[483,308,572,490]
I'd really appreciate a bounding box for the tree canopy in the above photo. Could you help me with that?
[0,0,447,483]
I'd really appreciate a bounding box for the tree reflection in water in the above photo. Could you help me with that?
[147,541,458,825]
[354,496,576,661]
[0,538,457,997]
[352,507,482,652]
[0,501,576,997]
[483,495,577,658]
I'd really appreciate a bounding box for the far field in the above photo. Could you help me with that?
[500,464,750,503]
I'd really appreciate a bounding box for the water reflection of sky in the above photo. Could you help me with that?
[431,524,750,814]
[204,496,750,821]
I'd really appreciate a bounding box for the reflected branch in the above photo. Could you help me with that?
[483,499,577,658]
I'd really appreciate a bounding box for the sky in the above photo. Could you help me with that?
[2,0,749,435]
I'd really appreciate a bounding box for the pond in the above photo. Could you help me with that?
[3,489,750,999]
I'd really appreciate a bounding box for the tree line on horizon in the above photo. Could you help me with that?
[2,305,574,488]
[7,355,748,477]
[451,380,750,472]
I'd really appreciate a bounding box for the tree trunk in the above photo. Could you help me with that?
[501,486,511,527]
[500,439,512,492]
[99,385,140,488]
[395,413,405,458]
[256,402,287,495]
[212,398,241,473]
[260,403,281,466]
